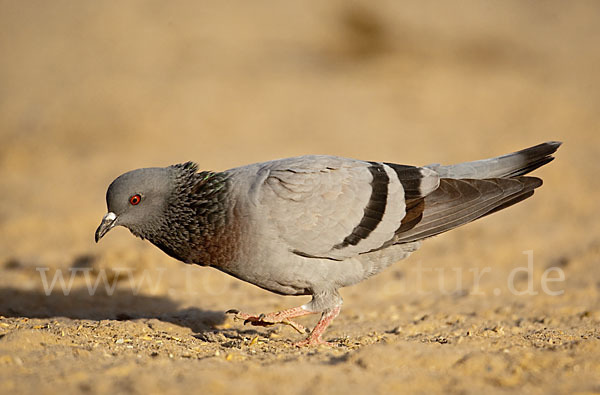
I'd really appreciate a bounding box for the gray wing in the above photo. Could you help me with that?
[390,177,542,244]
[251,143,556,261]
[255,155,439,260]
[391,141,559,244]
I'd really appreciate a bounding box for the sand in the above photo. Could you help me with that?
[0,1,599,394]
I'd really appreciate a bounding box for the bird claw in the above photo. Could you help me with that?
[232,311,273,327]
[280,319,307,334]
[227,309,271,326]
[243,317,272,327]
[228,310,307,333]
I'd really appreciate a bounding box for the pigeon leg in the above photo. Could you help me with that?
[294,305,341,347]
[226,306,314,334]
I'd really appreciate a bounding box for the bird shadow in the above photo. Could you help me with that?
[0,286,227,334]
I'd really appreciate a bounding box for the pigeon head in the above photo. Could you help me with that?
[95,163,198,243]
[96,161,232,264]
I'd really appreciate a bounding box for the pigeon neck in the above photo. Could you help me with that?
[145,169,234,265]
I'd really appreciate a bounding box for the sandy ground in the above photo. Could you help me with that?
[1,1,599,394]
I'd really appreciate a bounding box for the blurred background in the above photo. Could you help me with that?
[0,1,599,393]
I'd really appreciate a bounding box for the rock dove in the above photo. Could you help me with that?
[95,141,561,346]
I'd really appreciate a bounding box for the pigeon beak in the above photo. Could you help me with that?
[95,212,118,243]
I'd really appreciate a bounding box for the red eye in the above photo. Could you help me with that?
[129,194,141,205]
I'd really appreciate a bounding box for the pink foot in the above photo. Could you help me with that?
[226,306,312,334]
[294,305,341,347]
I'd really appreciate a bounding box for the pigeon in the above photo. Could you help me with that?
[95,141,561,346]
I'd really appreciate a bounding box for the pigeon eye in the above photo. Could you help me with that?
[129,194,141,206]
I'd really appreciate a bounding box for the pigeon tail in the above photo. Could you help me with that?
[425,141,562,179]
